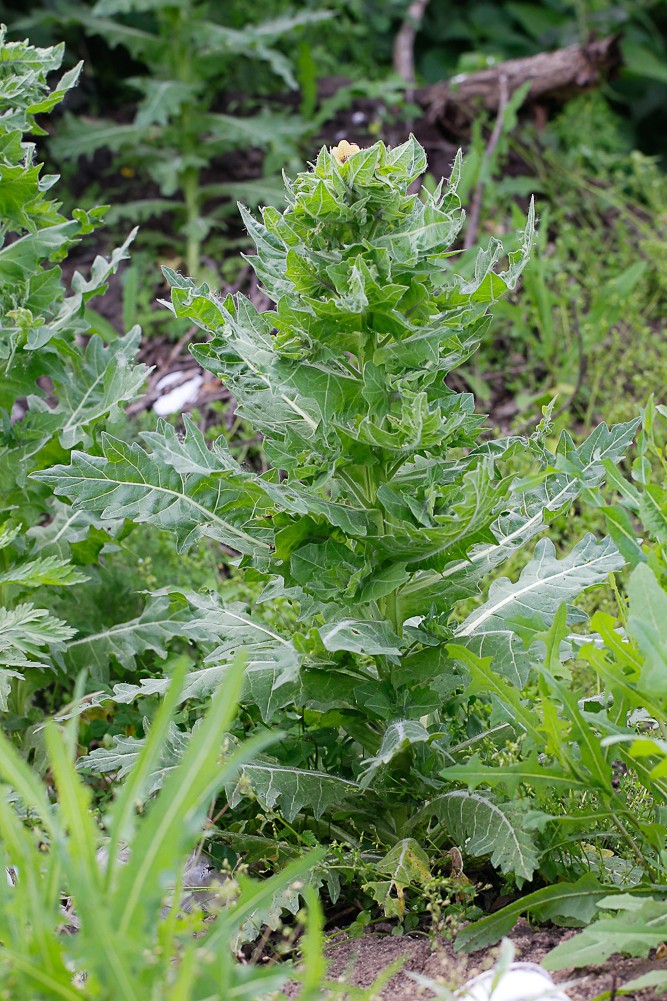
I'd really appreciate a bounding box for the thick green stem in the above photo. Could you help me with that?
[611,811,655,875]
[352,321,405,638]
[384,589,399,631]
[342,718,382,755]
[169,1,201,279]
[0,541,11,608]
[183,165,201,279]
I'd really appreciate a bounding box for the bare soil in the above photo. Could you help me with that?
[285,920,667,1000]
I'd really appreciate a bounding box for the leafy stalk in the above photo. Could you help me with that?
[43,137,639,886]
[47,1,332,275]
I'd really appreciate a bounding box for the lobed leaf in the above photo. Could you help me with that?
[413,790,540,882]
[35,425,272,556]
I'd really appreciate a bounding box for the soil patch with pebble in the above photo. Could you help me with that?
[284,920,666,1000]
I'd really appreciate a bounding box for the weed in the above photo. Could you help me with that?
[41,138,641,902]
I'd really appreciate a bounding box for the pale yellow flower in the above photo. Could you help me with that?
[331,140,361,164]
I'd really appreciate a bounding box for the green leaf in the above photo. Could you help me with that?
[638,484,667,544]
[458,535,623,638]
[604,506,646,566]
[34,425,272,556]
[134,79,197,129]
[623,41,667,85]
[78,721,189,797]
[199,10,334,89]
[202,177,287,209]
[291,538,365,600]
[0,220,79,281]
[226,757,359,822]
[447,644,544,742]
[376,837,431,886]
[440,751,585,796]
[368,837,433,913]
[56,659,297,725]
[204,110,310,150]
[614,971,667,994]
[0,555,87,589]
[358,562,409,603]
[455,874,613,952]
[413,791,540,881]
[66,4,163,59]
[50,117,144,160]
[627,563,667,698]
[454,535,623,683]
[536,668,613,792]
[0,602,75,663]
[406,422,639,614]
[318,619,402,656]
[53,329,148,448]
[110,655,264,936]
[359,720,432,787]
[375,460,502,568]
[62,592,218,681]
[544,894,667,968]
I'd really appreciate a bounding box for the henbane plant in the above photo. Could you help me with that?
[40,136,640,886]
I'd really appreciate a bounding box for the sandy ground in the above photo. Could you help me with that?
[284,920,667,1000]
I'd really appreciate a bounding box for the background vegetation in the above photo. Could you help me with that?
[1,1,667,997]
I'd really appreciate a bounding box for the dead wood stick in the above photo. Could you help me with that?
[463,73,510,251]
[394,0,433,86]
[417,34,622,121]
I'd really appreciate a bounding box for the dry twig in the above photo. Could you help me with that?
[463,73,510,251]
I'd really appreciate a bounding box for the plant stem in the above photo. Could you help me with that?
[183,165,201,279]
[171,0,201,279]
[611,812,653,875]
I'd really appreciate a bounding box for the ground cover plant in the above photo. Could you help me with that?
[531,400,667,984]
[39,132,658,939]
[460,90,667,429]
[0,30,289,763]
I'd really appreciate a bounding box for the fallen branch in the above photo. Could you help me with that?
[417,35,622,123]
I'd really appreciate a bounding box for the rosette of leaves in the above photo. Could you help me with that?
[41,137,639,884]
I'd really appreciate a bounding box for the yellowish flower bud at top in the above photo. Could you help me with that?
[331,140,361,164]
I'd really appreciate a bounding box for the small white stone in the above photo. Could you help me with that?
[458,963,571,1001]
[153,373,204,415]
[155,370,186,391]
